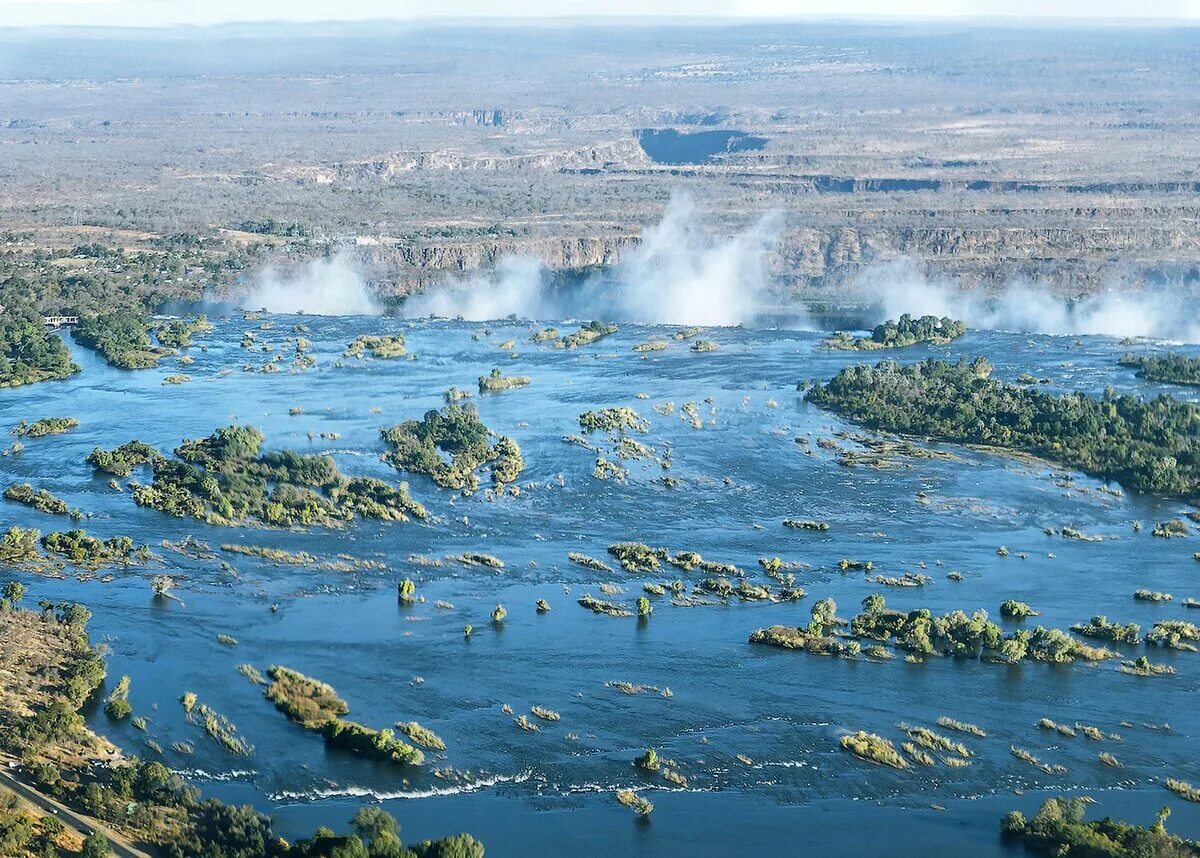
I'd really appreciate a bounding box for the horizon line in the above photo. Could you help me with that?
[2,13,1199,34]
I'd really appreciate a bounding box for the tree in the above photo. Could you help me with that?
[350,807,399,844]
[1000,810,1025,836]
[367,832,409,858]
[164,800,275,858]
[861,593,885,614]
[38,816,65,839]
[808,598,837,634]
[133,760,173,801]
[2,581,25,606]
[0,803,34,854]
[81,832,111,857]
[55,602,91,629]
[412,834,484,858]
[633,749,659,771]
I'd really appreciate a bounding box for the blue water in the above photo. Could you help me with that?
[3,317,1199,854]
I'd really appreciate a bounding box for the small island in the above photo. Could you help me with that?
[478,367,531,392]
[557,321,618,349]
[94,425,427,527]
[156,315,213,349]
[381,401,524,492]
[806,357,1200,498]
[71,310,173,369]
[345,334,407,359]
[824,314,967,351]
[1118,352,1200,387]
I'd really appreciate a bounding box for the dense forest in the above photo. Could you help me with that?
[70,310,168,369]
[0,236,262,317]
[806,357,1200,499]
[0,233,318,386]
[0,307,79,387]
[1119,352,1200,387]
[1002,797,1199,857]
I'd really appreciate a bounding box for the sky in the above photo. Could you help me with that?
[0,0,1197,28]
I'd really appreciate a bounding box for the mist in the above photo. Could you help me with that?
[401,194,798,327]
[400,256,545,320]
[241,253,380,315]
[610,194,785,326]
[859,262,1200,343]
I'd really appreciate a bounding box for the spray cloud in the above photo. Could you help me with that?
[860,261,1200,343]
[401,256,545,320]
[402,193,794,327]
[243,253,380,315]
[611,193,784,326]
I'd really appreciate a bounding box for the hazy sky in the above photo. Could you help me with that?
[1,0,1197,28]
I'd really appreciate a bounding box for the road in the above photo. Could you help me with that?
[0,756,151,858]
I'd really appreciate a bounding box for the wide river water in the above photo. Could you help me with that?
[3,316,1199,855]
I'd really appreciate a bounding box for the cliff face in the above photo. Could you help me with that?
[360,235,634,293]
[774,222,1200,290]
[359,219,1200,297]
[276,140,651,183]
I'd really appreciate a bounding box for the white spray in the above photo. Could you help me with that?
[401,255,544,320]
[860,261,1200,343]
[610,193,784,326]
[401,193,794,327]
[242,253,380,316]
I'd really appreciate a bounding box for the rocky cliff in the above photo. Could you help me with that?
[356,219,1200,298]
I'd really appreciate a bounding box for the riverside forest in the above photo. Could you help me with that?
[2,15,1200,858]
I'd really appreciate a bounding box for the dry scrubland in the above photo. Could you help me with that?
[1,21,1199,309]
[0,608,116,766]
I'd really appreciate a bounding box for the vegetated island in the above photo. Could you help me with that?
[751,594,1114,665]
[1118,352,1200,387]
[345,334,407,359]
[556,321,618,349]
[0,308,79,387]
[823,314,967,351]
[381,401,524,493]
[806,357,1200,499]
[262,665,425,765]
[155,314,213,349]
[70,310,175,369]
[1001,797,1199,857]
[1,525,146,571]
[0,596,481,856]
[4,484,83,520]
[93,424,427,527]
[478,367,531,393]
[12,417,79,438]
